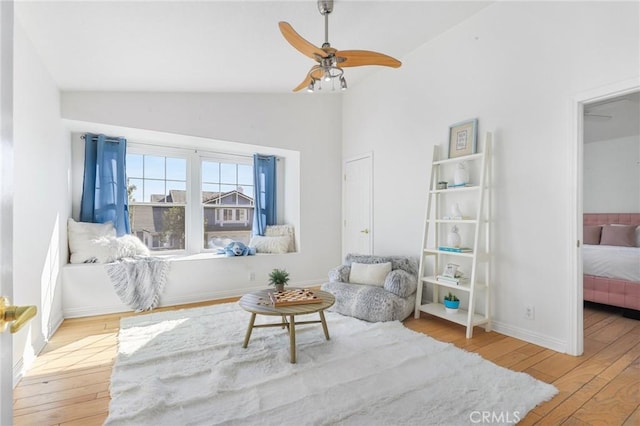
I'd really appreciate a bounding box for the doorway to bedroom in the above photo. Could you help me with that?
[575,86,640,356]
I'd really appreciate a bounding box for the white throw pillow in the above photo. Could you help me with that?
[249,235,291,254]
[349,262,392,287]
[71,234,150,264]
[68,218,150,263]
[265,224,296,252]
[90,235,151,263]
[68,218,116,263]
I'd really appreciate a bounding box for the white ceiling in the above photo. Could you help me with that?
[584,92,640,143]
[15,0,491,93]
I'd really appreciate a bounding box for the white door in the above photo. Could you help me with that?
[343,154,373,257]
[0,2,14,422]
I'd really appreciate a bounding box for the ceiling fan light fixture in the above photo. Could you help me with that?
[307,80,315,93]
[340,76,347,91]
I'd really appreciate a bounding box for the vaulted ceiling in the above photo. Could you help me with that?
[15,0,491,93]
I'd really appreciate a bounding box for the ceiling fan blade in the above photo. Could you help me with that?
[279,21,329,60]
[336,50,402,68]
[293,75,313,92]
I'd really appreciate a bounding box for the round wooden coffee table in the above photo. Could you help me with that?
[238,288,335,363]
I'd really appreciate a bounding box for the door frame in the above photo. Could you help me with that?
[569,77,640,356]
[342,152,373,259]
[0,0,14,422]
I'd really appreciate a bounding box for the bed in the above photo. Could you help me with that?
[583,213,640,312]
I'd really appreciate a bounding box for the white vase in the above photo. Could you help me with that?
[453,162,469,186]
[450,203,463,219]
[447,225,462,247]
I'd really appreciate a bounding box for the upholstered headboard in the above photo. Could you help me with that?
[584,213,640,226]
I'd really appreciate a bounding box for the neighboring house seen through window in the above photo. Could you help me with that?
[201,159,254,249]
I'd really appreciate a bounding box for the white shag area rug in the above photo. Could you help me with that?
[106,303,557,425]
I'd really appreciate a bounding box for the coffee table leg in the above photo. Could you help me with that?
[289,314,296,363]
[282,314,287,329]
[319,310,330,340]
[242,313,256,348]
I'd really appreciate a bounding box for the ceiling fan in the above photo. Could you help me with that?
[279,0,402,92]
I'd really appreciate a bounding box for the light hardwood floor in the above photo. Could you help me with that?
[13,300,640,425]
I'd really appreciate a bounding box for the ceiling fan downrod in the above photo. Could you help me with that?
[318,0,333,48]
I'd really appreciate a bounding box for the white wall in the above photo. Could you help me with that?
[12,21,69,378]
[60,92,343,305]
[342,1,639,352]
[584,135,640,213]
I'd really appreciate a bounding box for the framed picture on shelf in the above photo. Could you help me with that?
[448,119,478,158]
[443,263,459,278]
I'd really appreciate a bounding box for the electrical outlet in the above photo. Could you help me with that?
[525,305,535,320]
[249,272,255,281]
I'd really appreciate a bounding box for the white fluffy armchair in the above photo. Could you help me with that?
[320,254,418,322]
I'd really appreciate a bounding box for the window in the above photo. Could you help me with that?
[127,153,187,251]
[126,146,254,253]
[202,159,254,248]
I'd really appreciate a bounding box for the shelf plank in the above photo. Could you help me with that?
[421,276,487,292]
[430,185,480,194]
[430,219,478,224]
[418,303,489,327]
[433,152,483,165]
[424,249,475,258]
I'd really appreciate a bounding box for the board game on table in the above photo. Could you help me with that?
[269,288,321,306]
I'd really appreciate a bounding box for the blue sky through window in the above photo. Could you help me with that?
[127,154,254,202]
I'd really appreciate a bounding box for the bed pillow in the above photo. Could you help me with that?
[249,235,291,254]
[600,224,636,247]
[583,225,602,245]
[349,262,392,287]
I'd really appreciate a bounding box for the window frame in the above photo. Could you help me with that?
[127,143,254,255]
[198,152,254,253]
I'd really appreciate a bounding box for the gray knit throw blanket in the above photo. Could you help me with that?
[105,256,170,312]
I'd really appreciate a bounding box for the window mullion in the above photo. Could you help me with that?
[187,151,201,253]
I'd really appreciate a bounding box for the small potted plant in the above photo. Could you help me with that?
[268,268,290,292]
[443,292,460,314]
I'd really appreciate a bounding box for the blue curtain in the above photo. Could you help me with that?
[80,133,130,236]
[253,154,277,235]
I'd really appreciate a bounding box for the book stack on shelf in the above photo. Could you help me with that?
[438,246,472,253]
[437,262,467,285]
[436,274,468,286]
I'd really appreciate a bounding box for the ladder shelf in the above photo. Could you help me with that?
[414,132,492,338]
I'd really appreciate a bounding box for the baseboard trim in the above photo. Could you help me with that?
[490,320,568,354]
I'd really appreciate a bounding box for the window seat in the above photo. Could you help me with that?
[61,253,298,318]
